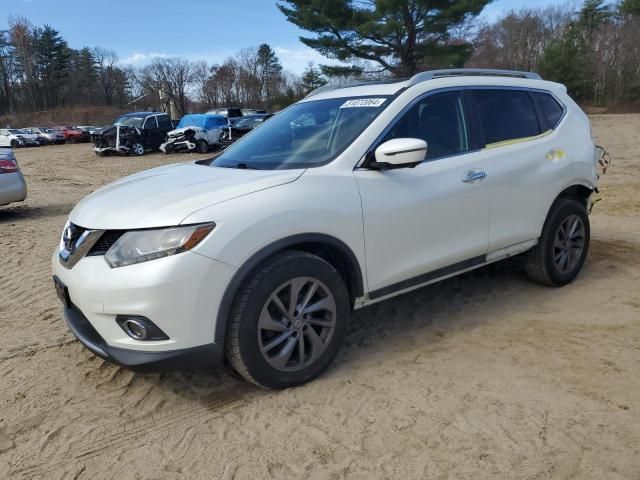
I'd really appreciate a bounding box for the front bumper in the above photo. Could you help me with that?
[94,146,129,154]
[52,247,237,369]
[160,139,196,153]
[63,300,223,371]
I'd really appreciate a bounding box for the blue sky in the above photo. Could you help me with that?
[2,0,569,74]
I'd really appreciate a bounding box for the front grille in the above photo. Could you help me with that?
[87,230,125,256]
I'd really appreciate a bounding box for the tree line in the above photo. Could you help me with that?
[1,0,639,123]
[0,17,308,120]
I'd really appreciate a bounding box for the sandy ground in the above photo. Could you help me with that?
[0,116,639,479]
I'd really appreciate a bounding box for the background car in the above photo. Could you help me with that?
[205,107,243,119]
[52,126,85,144]
[25,127,65,145]
[0,129,39,147]
[160,114,229,154]
[241,108,268,116]
[76,126,101,140]
[222,114,272,146]
[93,112,173,156]
[0,148,27,206]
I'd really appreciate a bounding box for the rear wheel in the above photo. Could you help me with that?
[525,198,590,286]
[226,251,350,389]
[196,139,208,154]
[10,139,18,148]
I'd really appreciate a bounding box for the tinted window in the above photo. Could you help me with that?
[144,116,158,129]
[531,92,564,129]
[473,90,541,146]
[157,115,172,129]
[382,91,468,159]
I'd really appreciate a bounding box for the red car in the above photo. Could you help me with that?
[52,126,85,143]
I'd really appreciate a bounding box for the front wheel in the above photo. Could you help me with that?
[196,139,208,154]
[525,198,590,286]
[226,251,350,389]
[129,142,145,156]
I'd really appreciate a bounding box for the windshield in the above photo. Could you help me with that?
[113,115,144,128]
[8,129,21,134]
[212,96,390,169]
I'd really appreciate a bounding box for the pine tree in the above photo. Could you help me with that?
[278,0,492,77]
[256,44,282,109]
[620,0,640,16]
[301,62,327,93]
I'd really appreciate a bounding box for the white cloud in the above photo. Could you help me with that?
[118,52,169,66]
[117,46,339,75]
[274,46,340,74]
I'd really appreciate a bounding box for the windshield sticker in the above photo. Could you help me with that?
[340,98,386,109]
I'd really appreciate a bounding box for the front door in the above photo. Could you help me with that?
[354,90,490,297]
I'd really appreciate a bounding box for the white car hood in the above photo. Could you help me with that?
[70,163,304,229]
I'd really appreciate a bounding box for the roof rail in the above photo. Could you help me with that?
[409,68,542,86]
[304,68,542,98]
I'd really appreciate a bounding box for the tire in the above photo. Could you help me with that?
[525,198,590,286]
[129,142,145,156]
[196,139,208,154]
[10,139,18,148]
[226,250,350,389]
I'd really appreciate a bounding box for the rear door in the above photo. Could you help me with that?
[468,88,572,253]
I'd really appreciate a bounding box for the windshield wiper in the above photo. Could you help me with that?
[234,162,261,170]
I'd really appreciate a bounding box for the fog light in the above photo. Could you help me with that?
[123,319,147,339]
[116,315,169,341]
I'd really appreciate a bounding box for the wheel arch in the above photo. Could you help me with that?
[555,182,595,209]
[214,233,364,343]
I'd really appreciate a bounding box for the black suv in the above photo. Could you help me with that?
[93,112,173,156]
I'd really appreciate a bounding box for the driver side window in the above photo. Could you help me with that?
[382,91,469,160]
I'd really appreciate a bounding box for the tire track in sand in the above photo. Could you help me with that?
[11,385,253,478]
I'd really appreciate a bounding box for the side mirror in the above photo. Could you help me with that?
[372,138,427,170]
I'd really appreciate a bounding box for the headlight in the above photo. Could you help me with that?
[105,223,215,268]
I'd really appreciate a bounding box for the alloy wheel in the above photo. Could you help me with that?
[553,214,585,274]
[131,143,144,156]
[258,277,336,372]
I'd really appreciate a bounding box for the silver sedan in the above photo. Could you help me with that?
[0,148,27,206]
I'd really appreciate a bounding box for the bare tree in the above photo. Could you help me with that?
[469,5,573,71]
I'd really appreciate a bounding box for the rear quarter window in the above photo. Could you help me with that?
[531,92,565,129]
[472,89,542,146]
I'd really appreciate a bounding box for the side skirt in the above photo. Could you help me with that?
[355,239,537,309]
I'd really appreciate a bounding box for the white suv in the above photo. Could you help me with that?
[52,69,599,389]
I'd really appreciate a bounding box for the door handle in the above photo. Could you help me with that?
[462,169,487,183]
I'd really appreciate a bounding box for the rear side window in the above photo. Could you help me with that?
[472,90,541,146]
[531,92,564,129]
